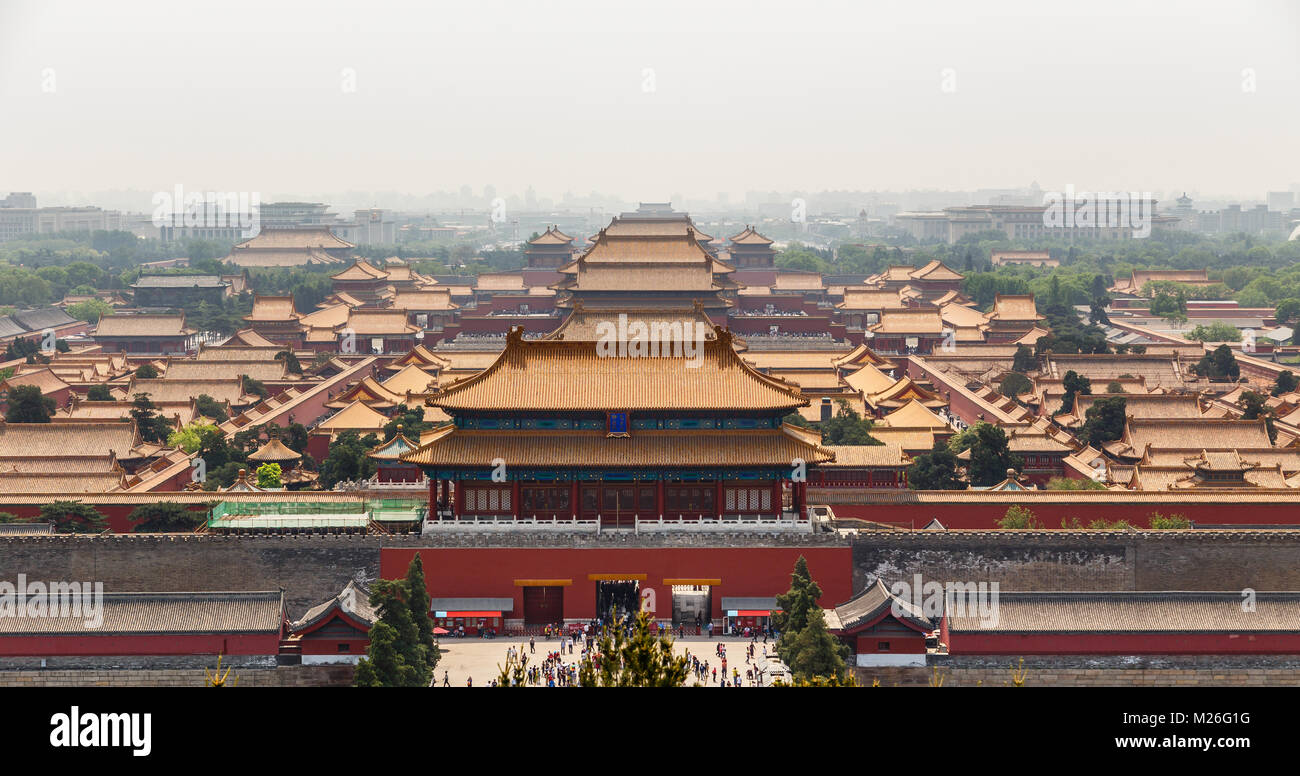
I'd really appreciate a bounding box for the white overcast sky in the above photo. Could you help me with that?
[1,0,1297,203]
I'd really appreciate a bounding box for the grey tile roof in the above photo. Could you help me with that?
[720,597,779,611]
[0,591,283,636]
[945,591,1300,634]
[291,580,375,630]
[11,308,77,331]
[832,578,934,632]
[0,316,26,338]
[132,275,229,288]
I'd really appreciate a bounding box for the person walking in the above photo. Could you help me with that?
[442,670,450,687]
[529,636,535,654]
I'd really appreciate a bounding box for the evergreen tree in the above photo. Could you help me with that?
[354,573,432,687]
[404,554,438,671]
[353,622,406,687]
[40,500,107,533]
[1011,344,1037,374]
[4,384,54,423]
[1272,370,1299,397]
[576,611,688,687]
[967,424,1023,487]
[772,556,823,667]
[135,363,159,379]
[1055,370,1092,415]
[818,401,882,445]
[784,608,849,682]
[1078,396,1127,447]
[907,439,964,490]
[130,392,172,443]
[86,384,113,401]
[194,393,229,422]
[129,502,206,532]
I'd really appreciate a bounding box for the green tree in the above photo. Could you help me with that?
[354,570,433,687]
[4,384,54,423]
[1239,390,1278,443]
[194,393,229,422]
[255,462,282,488]
[1272,370,1298,397]
[405,554,438,672]
[319,430,377,487]
[1000,371,1032,399]
[86,384,113,401]
[1078,396,1127,447]
[576,611,689,687]
[1192,344,1240,381]
[1055,370,1092,415]
[783,608,849,683]
[907,439,964,490]
[772,556,822,664]
[66,298,113,324]
[1187,321,1242,342]
[135,363,159,379]
[129,502,207,532]
[1273,298,1300,326]
[997,505,1041,529]
[1149,512,1191,529]
[819,400,882,445]
[40,500,107,533]
[967,424,1023,487]
[1011,344,1037,374]
[130,392,172,443]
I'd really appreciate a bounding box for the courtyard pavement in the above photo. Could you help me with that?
[428,634,786,687]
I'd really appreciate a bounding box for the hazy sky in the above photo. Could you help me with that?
[1,0,1297,204]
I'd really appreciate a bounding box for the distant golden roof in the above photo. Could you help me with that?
[729,226,774,246]
[380,365,437,397]
[546,306,720,343]
[163,359,290,382]
[389,289,457,311]
[428,328,806,413]
[908,260,965,282]
[330,259,389,282]
[236,226,353,251]
[869,308,946,335]
[839,288,903,310]
[939,302,989,328]
[94,314,191,338]
[338,309,420,336]
[843,363,898,396]
[987,294,1045,322]
[244,296,299,322]
[383,344,451,372]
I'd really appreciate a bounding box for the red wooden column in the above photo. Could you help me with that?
[715,479,723,518]
[511,480,521,520]
[454,479,464,517]
[428,478,437,518]
[771,480,781,518]
[656,478,664,518]
[570,480,579,520]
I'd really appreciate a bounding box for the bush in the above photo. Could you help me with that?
[997,505,1041,529]
[1149,512,1191,529]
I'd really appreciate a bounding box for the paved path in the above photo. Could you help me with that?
[428,635,783,687]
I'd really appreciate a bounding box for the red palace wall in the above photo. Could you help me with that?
[946,631,1300,655]
[0,633,281,657]
[381,546,853,622]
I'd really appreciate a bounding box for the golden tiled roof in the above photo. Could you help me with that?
[326,376,402,409]
[380,365,437,397]
[772,273,824,291]
[908,260,964,282]
[939,302,989,328]
[316,400,391,431]
[428,327,807,413]
[839,288,903,310]
[987,294,1045,322]
[1105,418,1274,458]
[237,227,353,250]
[0,368,70,394]
[0,471,125,493]
[865,427,937,451]
[0,420,140,459]
[390,289,457,311]
[163,359,290,382]
[244,296,299,322]
[822,444,911,468]
[247,437,302,462]
[869,308,946,335]
[383,344,451,371]
[94,313,191,338]
[128,377,251,406]
[831,343,896,370]
[298,303,351,330]
[842,363,898,396]
[338,309,420,336]
[475,272,525,291]
[401,426,833,468]
[729,226,774,246]
[878,398,949,430]
[195,345,286,361]
[330,259,389,282]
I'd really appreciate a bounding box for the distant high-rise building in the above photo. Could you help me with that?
[1267,191,1295,212]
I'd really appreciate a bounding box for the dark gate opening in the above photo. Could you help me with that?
[595,580,640,624]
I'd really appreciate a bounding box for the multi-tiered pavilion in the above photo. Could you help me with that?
[401,325,831,529]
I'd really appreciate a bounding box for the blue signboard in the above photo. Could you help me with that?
[607,411,629,435]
